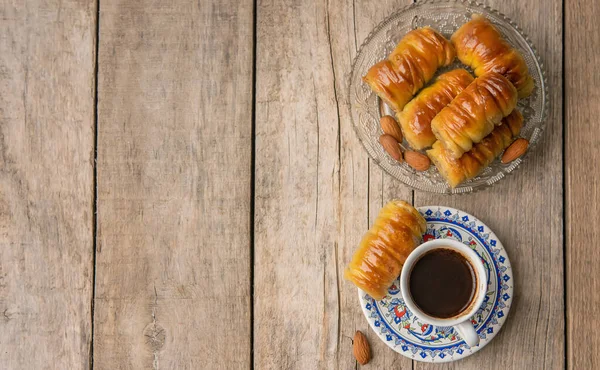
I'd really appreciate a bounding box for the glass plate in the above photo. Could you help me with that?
[348,0,548,194]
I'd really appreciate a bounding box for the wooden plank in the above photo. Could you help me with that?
[566,1,600,369]
[254,0,411,368]
[347,2,414,368]
[0,1,96,368]
[413,1,564,369]
[93,1,254,369]
[254,2,342,367]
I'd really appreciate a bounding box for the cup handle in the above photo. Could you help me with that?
[455,320,479,347]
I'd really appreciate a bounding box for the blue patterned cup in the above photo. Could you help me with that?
[400,239,487,347]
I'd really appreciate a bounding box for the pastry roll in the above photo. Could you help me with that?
[430,72,518,159]
[397,69,474,150]
[363,27,455,112]
[362,60,415,113]
[345,200,426,300]
[452,14,535,98]
[428,109,523,188]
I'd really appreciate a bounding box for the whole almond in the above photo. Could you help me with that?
[380,115,403,143]
[353,330,371,365]
[379,134,403,162]
[501,138,529,163]
[404,150,431,171]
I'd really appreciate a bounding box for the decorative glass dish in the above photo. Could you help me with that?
[348,0,548,194]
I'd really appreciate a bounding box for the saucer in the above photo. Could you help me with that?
[358,206,514,362]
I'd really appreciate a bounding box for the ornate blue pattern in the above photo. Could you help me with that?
[359,206,513,363]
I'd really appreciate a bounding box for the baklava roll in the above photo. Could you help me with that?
[430,72,518,159]
[427,109,523,188]
[363,60,415,113]
[345,200,427,300]
[451,14,535,98]
[397,69,474,150]
[363,27,456,112]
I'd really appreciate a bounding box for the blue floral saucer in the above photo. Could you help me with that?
[359,206,513,362]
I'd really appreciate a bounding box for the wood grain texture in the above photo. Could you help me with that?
[93,1,253,369]
[351,2,414,368]
[0,1,96,368]
[566,1,599,369]
[254,1,342,367]
[414,1,564,369]
[254,0,411,368]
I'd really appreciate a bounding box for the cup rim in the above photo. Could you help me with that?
[400,239,488,327]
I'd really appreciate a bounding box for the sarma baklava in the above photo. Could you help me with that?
[451,14,534,98]
[397,69,474,150]
[428,109,523,188]
[345,200,426,300]
[430,72,518,159]
[363,27,455,112]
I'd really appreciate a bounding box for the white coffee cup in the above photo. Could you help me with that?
[399,239,487,347]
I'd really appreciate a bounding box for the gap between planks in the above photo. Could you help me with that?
[89,0,101,369]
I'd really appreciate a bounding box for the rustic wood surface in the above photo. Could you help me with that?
[566,1,599,369]
[256,0,564,369]
[254,0,412,368]
[0,1,96,369]
[93,1,253,369]
[254,1,343,367]
[1,0,598,368]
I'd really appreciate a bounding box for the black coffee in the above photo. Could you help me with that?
[409,248,476,319]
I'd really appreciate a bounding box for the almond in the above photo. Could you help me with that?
[379,134,403,162]
[353,330,371,365]
[404,150,431,171]
[501,138,529,163]
[380,115,403,143]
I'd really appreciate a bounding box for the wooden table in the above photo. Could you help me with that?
[0,0,595,368]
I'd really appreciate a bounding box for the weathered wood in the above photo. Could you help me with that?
[413,1,564,369]
[347,2,414,368]
[254,0,411,368]
[93,1,254,369]
[566,1,599,369]
[254,1,342,367]
[0,1,96,368]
